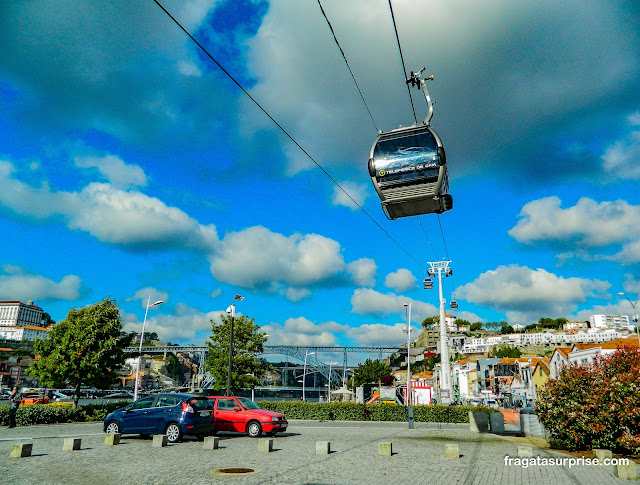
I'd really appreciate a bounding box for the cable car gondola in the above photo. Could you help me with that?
[450,300,459,310]
[423,277,433,289]
[368,69,452,220]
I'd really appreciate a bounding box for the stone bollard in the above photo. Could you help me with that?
[152,435,168,448]
[203,436,219,450]
[517,446,533,458]
[469,411,489,433]
[63,438,81,451]
[258,438,273,453]
[445,444,460,459]
[104,433,121,446]
[316,441,331,455]
[615,462,638,480]
[592,449,613,461]
[10,443,32,458]
[378,442,393,456]
[489,412,505,434]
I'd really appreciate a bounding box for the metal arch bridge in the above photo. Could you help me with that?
[124,345,401,386]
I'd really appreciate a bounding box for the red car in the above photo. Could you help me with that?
[207,396,288,438]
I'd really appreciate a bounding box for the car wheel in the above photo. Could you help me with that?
[105,421,120,434]
[165,422,182,443]
[246,421,262,438]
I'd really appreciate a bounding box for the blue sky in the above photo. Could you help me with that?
[1,0,639,353]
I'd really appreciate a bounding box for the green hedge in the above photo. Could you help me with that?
[0,400,497,427]
[0,400,130,427]
[255,401,497,423]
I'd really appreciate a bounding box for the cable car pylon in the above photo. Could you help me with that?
[425,260,453,404]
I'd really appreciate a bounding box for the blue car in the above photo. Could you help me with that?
[103,393,214,443]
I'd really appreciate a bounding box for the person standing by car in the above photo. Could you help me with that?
[7,386,22,428]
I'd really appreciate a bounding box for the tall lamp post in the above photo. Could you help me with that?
[134,297,164,401]
[325,361,338,401]
[302,350,315,402]
[618,292,640,339]
[404,303,412,406]
[226,294,244,397]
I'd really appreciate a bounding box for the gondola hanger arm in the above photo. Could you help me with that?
[406,67,435,126]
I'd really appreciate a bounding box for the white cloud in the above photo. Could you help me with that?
[346,322,418,347]
[509,196,640,247]
[210,288,222,299]
[350,288,438,322]
[261,317,348,346]
[331,182,369,210]
[623,274,640,295]
[384,268,417,292]
[509,196,640,263]
[347,258,376,287]
[455,311,484,323]
[209,226,373,293]
[0,266,82,301]
[601,112,640,180]
[0,161,220,251]
[74,154,147,189]
[124,287,170,309]
[284,288,312,302]
[123,303,225,344]
[456,264,611,324]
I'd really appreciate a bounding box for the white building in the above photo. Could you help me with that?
[0,325,50,341]
[564,321,588,331]
[0,300,44,328]
[590,314,631,330]
[461,327,627,354]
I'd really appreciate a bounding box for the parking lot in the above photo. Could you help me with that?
[0,420,635,484]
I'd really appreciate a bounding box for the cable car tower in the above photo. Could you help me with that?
[368,68,452,219]
[425,260,453,404]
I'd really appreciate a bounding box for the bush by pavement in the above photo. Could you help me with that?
[256,401,497,423]
[0,400,130,427]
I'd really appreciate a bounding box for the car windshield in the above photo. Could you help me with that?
[188,397,213,410]
[236,397,260,410]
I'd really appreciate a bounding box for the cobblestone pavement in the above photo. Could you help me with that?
[0,420,635,485]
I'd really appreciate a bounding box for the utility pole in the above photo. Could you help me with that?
[427,261,452,405]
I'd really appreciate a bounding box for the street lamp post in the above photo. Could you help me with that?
[326,361,338,401]
[302,350,315,402]
[134,297,164,401]
[617,292,640,339]
[404,303,412,406]
[226,294,244,397]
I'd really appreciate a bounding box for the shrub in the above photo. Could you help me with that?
[0,400,130,426]
[255,401,495,423]
[537,346,640,453]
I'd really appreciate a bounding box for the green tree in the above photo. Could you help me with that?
[351,358,392,387]
[28,298,128,409]
[470,321,483,331]
[41,312,55,326]
[493,346,522,358]
[421,316,437,328]
[205,314,268,393]
[500,324,514,334]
